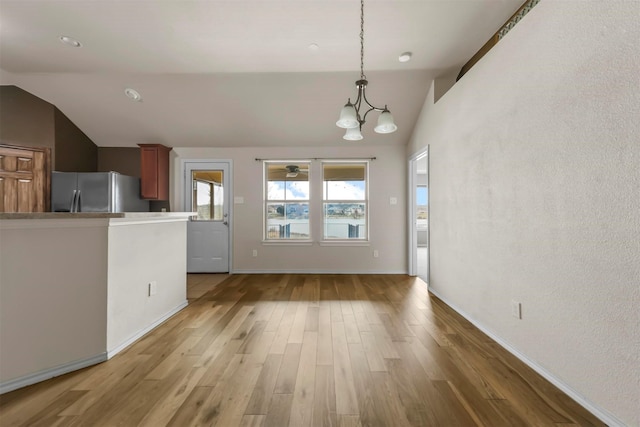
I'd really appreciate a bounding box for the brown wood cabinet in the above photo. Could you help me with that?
[0,144,51,212]
[138,144,171,200]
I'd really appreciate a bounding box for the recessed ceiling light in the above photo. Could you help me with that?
[124,88,142,102]
[59,36,82,48]
[398,51,412,63]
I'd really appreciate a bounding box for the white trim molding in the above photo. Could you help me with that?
[231,269,408,275]
[107,301,188,359]
[0,353,107,395]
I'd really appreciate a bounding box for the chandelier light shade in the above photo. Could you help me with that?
[336,101,358,129]
[343,127,364,141]
[337,0,397,140]
[374,108,398,134]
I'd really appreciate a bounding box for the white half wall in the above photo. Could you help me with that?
[0,216,189,393]
[0,220,108,385]
[408,1,640,425]
[172,145,407,274]
[107,220,187,353]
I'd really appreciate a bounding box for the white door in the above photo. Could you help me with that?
[185,161,231,273]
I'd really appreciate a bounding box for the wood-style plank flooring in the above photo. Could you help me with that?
[0,274,604,426]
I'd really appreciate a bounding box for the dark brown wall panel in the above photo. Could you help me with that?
[54,108,97,172]
[97,147,141,177]
[0,85,56,165]
[0,86,99,172]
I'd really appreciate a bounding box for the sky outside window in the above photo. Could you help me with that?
[417,187,428,205]
[268,181,309,200]
[324,181,365,200]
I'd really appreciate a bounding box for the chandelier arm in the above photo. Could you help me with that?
[361,89,386,113]
[361,106,378,125]
[353,86,365,124]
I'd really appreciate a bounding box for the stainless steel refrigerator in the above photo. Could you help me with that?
[51,172,149,213]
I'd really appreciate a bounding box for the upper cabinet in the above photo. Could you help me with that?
[138,144,171,200]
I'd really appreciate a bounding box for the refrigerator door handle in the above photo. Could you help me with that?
[75,190,81,212]
[70,190,78,213]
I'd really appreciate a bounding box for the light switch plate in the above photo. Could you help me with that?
[511,300,522,319]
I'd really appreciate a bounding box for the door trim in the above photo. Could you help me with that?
[408,148,429,283]
[181,159,233,273]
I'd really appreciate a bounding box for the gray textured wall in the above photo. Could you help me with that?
[408,1,640,425]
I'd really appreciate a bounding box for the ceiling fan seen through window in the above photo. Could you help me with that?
[285,165,308,178]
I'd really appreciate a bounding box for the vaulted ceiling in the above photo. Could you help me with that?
[0,0,523,148]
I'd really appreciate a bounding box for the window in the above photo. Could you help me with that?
[192,170,223,220]
[264,162,310,240]
[263,160,369,242]
[323,162,368,240]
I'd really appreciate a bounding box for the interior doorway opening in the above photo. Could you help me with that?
[409,149,429,283]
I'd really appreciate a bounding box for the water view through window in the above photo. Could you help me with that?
[265,163,310,239]
[323,162,367,240]
[263,161,369,240]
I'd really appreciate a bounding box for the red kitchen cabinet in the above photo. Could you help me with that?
[138,144,171,200]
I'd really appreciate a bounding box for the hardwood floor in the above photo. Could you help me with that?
[0,274,603,426]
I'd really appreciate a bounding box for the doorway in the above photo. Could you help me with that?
[183,160,232,273]
[408,149,429,283]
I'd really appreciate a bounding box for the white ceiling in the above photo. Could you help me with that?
[0,0,522,148]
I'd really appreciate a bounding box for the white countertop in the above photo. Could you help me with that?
[0,212,195,220]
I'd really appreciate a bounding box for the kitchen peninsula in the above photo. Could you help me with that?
[0,212,192,393]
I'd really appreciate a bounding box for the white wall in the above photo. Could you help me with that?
[107,220,187,353]
[172,145,406,273]
[408,1,639,425]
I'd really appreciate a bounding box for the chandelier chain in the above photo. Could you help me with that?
[360,0,365,80]
[336,0,396,139]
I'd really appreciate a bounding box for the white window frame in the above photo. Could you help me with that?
[321,160,369,242]
[261,159,371,246]
[263,161,312,243]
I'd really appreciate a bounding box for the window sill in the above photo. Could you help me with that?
[262,240,314,246]
[318,240,370,247]
[260,240,370,247]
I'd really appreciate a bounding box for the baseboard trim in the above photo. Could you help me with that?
[1,301,190,395]
[428,288,625,427]
[0,353,107,395]
[107,300,188,358]
[231,269,408,275]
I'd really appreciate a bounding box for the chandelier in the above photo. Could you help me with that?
[336,0,397,141]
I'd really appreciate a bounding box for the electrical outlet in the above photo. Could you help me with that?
[390,197,397,205]
[511,300,522,319]
[252,249,258,257]
[373,250,379,258]
[149,281,157,296]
